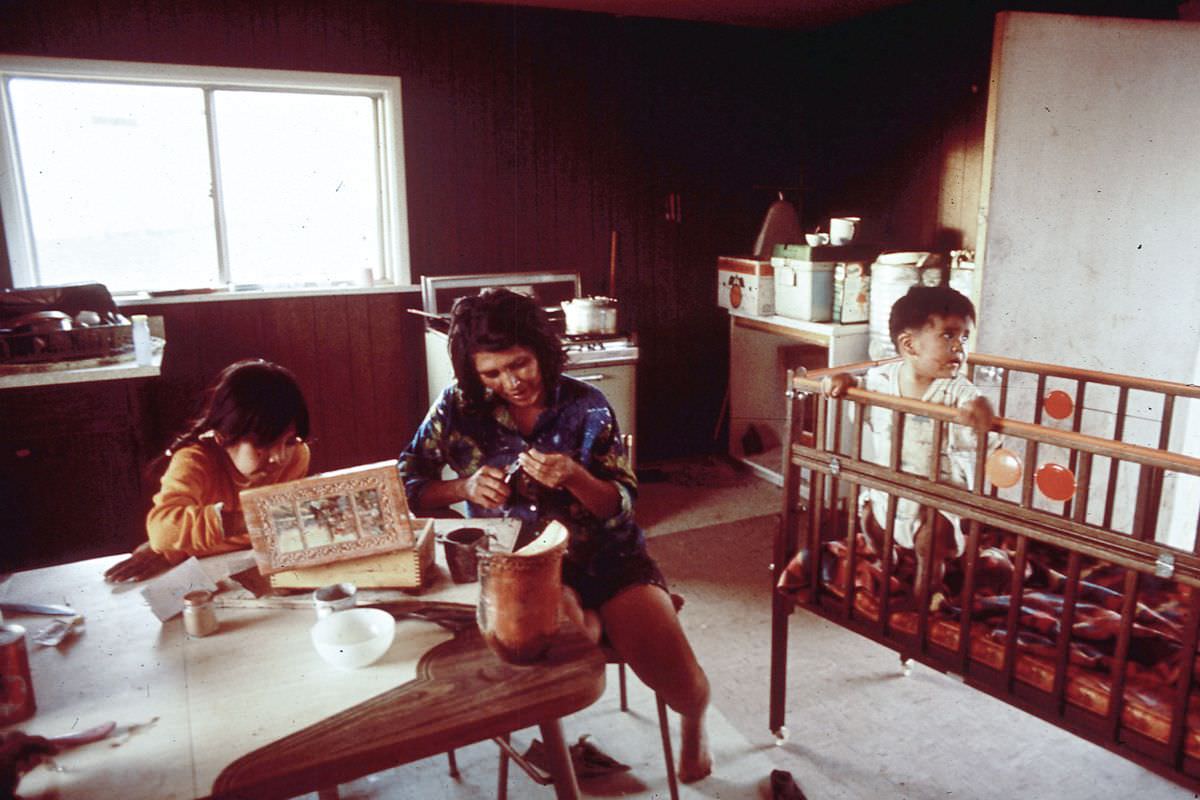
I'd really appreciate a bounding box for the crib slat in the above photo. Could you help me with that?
[1033,373,1048,426]
[998,365,1010,418]
[842,404,865,618]
[1102,387,1129,530]
[1105,569,1140,741]
[876,411,905,635]
[1168,590,1200,767]
[1159,394,1175,451]
[879,494,899,637]
[1021,438,1039,510]
[957,425,990,675]
[770,372,802,737]
[1175,508,1200,764]
[829,397,844,504]
[1107,462,1158,739]
[807,395,829,595]
[1001,534,1030,692]
[915,419,946,651]
[1064,380,1088,519]
[1052,452,1092,712]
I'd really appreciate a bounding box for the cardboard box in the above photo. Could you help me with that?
[771,257,834,322]
[268,518,436,590]
[717,256,774,316]
[832,262,871,323]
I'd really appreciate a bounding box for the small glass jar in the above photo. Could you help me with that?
[182,590,219,637]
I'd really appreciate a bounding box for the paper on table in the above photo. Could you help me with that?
[140,557,220,622]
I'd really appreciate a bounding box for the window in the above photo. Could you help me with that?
[0,56,410,293]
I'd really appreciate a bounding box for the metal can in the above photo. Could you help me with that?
[182,590,219,637]
[0,624,36,725]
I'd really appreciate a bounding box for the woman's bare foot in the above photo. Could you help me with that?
[677,712,712,782]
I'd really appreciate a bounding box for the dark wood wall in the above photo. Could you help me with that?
[1,0,1178,566]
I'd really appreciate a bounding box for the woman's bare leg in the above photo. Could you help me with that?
[560,586,602,644]
[599,583,712,782]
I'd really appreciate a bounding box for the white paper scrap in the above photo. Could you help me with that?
[140,557,219,622]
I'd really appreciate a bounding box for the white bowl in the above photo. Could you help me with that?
[310,607,396,669]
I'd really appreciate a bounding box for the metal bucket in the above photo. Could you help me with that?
[867,254,973,360]
[476,528,568,664]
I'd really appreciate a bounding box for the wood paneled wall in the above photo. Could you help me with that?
[119,292,428,476]
[1,0,1080,465]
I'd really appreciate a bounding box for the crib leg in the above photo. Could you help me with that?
[899,656,912,677]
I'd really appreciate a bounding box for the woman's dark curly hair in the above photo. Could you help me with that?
[448,288,566,411]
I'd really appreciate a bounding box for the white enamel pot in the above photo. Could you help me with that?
[560,296,618,335]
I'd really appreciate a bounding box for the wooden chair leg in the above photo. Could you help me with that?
[656,692,679,800]
[497,734,509,800]
[618,661,628,712]
[446,749,459,777]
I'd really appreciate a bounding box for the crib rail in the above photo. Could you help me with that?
[770,352,1200,789]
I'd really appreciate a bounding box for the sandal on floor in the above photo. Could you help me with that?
[522,735,631,779]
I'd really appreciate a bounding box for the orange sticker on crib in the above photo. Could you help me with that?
[1043,390,1074,420]
[985,448,1022,489]
[1036,462,1076,501]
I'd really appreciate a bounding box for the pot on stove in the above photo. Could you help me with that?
[561,296,618,336]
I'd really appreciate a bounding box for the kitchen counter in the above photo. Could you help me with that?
[0,316,165,390]
[0,348,163,389]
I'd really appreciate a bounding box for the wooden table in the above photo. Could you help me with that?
[1,525,605,799]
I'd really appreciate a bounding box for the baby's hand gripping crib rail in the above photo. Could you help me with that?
[769,352,1200,788]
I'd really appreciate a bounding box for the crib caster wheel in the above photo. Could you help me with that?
[899,657,912,677]
[772,726,789,745]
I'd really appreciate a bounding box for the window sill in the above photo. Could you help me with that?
[114,282,420,307]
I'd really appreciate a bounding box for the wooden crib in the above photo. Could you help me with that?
[769,352,1200,789]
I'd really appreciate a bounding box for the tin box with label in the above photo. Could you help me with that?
[771,257,834,322]
[717,256,774,316]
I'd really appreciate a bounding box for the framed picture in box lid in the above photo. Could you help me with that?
[240,460,415,575]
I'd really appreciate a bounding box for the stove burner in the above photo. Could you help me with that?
[560,332,634,352]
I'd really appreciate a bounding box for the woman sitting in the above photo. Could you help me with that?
[398,288,712,782]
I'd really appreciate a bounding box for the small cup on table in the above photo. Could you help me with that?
[442,527,489,583]
[313,582,358,619]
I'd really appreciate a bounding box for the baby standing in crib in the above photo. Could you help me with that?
[104,359,311,583]
[822,285,995,604]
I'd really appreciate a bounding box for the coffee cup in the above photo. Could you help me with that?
[805,232,830,247]
[829,217,861,245]
[313,582,358,618]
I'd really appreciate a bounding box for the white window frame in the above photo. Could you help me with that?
[0,55,411,290]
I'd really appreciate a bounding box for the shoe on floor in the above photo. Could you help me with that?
[522,735,631,780]
[770,768,807,800]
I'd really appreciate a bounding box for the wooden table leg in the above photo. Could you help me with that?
[537,718,580,800]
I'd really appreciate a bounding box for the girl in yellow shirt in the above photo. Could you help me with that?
[104,359,310,582]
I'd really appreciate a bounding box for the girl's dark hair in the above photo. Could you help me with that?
[889,285,976,347]
[448,288,566,411]
[156,359,310,468]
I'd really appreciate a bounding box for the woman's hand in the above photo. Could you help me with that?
[103,542,170,583]
[462,465,511,510]
[518,449,581,491]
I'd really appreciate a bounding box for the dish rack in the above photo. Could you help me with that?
[0,322,133,365]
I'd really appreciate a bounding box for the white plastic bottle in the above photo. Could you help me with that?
[131,314,153,366]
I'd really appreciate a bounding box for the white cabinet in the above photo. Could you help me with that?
[727,309,869,485]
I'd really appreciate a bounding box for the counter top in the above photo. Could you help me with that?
[728,308,868,342]
[0,342,163,390]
